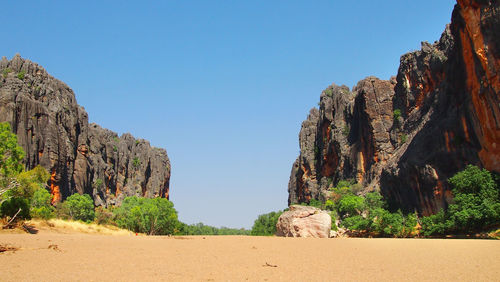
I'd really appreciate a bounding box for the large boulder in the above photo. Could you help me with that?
[276,205,331,238]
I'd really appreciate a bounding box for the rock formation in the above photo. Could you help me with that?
[0,55,171,206]
[276,205,331,238]
[289,0,499,216]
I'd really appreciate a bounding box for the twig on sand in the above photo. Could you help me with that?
[263,262,278,267]
[48,244,61,252]
[0,244,18,253]
[2,208,21,229]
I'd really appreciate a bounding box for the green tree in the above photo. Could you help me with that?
[446,165,500,232]
[0,122,24,191]
[1,165,50,220]
[365,191,385,211]
[60,193,95,222]
[250,211,283,236]
[9,165,50,199]
[31,188,55,219]
[114,196,180,235]
[420,209,449,236]
[338,195,365,216]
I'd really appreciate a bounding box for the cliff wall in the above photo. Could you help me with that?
[289,0,499,215]
[0,55,171,206]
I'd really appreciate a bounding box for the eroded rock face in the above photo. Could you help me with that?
[289,0,499,216]
[0,55,171,206]
[276,205,331,238]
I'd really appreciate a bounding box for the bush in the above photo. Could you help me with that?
[420,209,449,236]
[365,191,385,211]
[393,109,401,121]
[338,195,365,216]
[1,197,30,219]
[132,157,140,168]
[9,165,50,199]
[324,88,333,97]
[342,215,370,232]
[17,70,26,80]
[308,198,322,208]
[446,165,500,232]
[94,206,116,225]
[342,125,349,136]
[179,222,250,235]
[324,199,335,211]
[250,210,283,236]
[372,209,404,236]
[0,122,24,185]
[400,134,407,143]
[31,188,55,219]
[60,193,95,222]
[2,68,12,78]
[114,196,180,235]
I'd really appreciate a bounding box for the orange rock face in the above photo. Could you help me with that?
[50,169,61,205]
[457,0,500,172]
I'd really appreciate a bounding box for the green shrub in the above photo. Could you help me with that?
[250,210,282,236]
[0,122,25,185]
[17,70,26,80]
[372,209,404,237]
[330,211,338,231]
[365,191,385,211]
[342,125,349,136]
[338,195,365,216]
[403,212,418,237]
[420,209,449,236]
[342,215,370,231]
[324,199,335,211]
[446,165,500,232]
[393,109,401,121]
[132,157,140,168]
[324,88,333,97]
[2,68,12,78]
[114,196,180,235]
[1,197,30,219]
[9,165,50,199]
[94,206,116,225]
[179,222,250,235]
[400,134,407,143]
[308,198,323,208]
[30,188,55,219]
[60,193,95,222]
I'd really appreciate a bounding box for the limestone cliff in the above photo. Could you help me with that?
[289,0,499,215]
[0,55,171,206]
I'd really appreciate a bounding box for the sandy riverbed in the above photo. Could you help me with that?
[1,230,499,281]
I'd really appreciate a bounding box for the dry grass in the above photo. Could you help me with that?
[489,228,500,239]
[27,218,135,235]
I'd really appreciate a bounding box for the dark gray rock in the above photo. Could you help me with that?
[0,54,171,206]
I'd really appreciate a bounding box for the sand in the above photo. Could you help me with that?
[1,231,499,281]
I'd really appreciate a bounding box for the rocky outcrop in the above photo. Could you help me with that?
[289,0,499,216]
[276,205,331,238]
[0,55,171,206]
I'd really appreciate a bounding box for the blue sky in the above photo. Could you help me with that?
[1,0,455,228]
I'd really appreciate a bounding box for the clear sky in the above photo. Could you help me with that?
[1,0,455,228]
